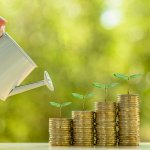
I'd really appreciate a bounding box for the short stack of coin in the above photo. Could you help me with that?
[117,94,140,146]
[72,111,95,146]
[49,118,72,146]
[94,102,117,146]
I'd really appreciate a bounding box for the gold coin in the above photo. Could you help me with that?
[117,98,139,101]
[73,134,94,137]
[73,125,94,128]
[49,143,71,146]
[73,132,94,135]
[117,97,139,100]
[73,138,94,140]
[49,128,71,131]
[49,123,71,125]
[96,127,116,130]
[49,137,71,140]
[119,135,139,138]
[96,141,117,144]
[117,94,139,97]
[73,141,94,144]
[118,113,139,116]
[96,132,117,135]
[119,142,140,144]
[118,100,139,103]
[73,143,94,145]
[49,124,71,127]
[49,142,71,144]
[73,121,93,125]
[49,118,72,123]
[96,123,116,126]
[119,131,139,133]
[73,129,94,132]
[49,140,72,142]
[72,111,94,116]
[73,140,94,143]
[49,132,71,135]
[118,108,139,111]
[96,132,116,135]
[96,140,117,142]
[118,120,139,123]
[96,137,117,140]
[118,143,139,146]
[73,120,94,122]
[96,141,117,143]
[95,115,116,118]
[73,125,94,127]
[94,102,117,105]
[96,143,117,146]
[95,110,116,113]
[49,135,71,137]
[49,132,72,134]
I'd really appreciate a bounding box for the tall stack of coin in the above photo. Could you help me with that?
[72,111,95,146]
[117,94,140,146]
[49,118,72,146]
[94,102,117,146]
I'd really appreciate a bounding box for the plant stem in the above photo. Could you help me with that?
[128,89,130,95]
[60,105,62,118]
[127,77,130,95]
[82,97,85,111]
[105,88,107,102]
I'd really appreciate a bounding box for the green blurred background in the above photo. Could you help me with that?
[0,0,150,142]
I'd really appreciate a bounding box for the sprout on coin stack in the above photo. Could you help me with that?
[71,92,95,146]
[49,101,72,118]
[114,73,142,146]
[113,73,142,95]
[93,82,119,102]
[93,82,119,146]
[49,101,73,146]
[72,93,94,110]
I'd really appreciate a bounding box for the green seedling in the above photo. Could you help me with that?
[72,93,94,111]
[93,82,119,102]
[49,101,72,118]
[114,73,142,94]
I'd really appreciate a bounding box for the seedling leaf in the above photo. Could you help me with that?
[61,102,72,107]
[107,83,119,88]
[72,93,84,99]
[84,93,94,99]
[49,102,60,107]
[93,82,106,88]
[114,73,129,80]
[130,74,142,79]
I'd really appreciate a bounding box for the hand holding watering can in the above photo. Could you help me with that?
[0,17,7,37]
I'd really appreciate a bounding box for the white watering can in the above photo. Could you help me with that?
[0,33,54,101]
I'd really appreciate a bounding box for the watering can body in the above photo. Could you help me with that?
[0,33,54,101]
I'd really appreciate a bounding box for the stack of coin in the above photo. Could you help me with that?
[117,94,140,146]
[72,111,95,146]
[49,118,72,146]
[94,102,117,146]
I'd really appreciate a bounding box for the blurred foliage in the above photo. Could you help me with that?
[0,0,150,142]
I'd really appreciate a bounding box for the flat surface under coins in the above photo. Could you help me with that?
[0,143,149,150]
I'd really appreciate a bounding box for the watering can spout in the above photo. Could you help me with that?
[9,71,54,97]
